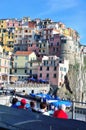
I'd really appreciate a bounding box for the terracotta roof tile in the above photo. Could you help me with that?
[14,51,33,56]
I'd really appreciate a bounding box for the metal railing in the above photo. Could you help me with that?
[0,90,86,122]
[67,101,86,122]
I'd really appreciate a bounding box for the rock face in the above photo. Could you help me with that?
[57,63,86,102]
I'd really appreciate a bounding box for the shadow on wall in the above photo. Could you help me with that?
[64,75,73,94]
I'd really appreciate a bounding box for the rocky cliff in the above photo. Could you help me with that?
[57,56,86,102]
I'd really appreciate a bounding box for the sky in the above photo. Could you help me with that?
[0,0,86,45]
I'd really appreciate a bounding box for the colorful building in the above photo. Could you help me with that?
[49,34,61,57]
[13,51,37,80]
[0,45,10,82]
[38,55,69,87]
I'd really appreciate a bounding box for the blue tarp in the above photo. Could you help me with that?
[29,77,36,81]
[36,93,52,99]
[30,93,72,107]
[50,100,72,107]
[38,79,48,83]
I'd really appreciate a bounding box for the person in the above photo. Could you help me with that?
[53,104,68,119]
[11,97,18,108]
[29,100,38,112]
[18,98,27,109]
[38,102,49,116]
[22,90,27,95]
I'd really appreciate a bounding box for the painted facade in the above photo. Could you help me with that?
[49,34,61,57]
[38,55,69,87]
[0,17,84,86]
[13,51,37,80]
[0,46,10,81]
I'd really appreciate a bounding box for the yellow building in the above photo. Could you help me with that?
[0,19,7,28]
[0,45,10,82]
[3,31,14,52]
[0,19,14,52]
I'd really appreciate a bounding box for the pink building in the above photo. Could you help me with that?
[49,34,61,57]
[6,19,22,28]
[38,55,69,87]
[28,42,39,53]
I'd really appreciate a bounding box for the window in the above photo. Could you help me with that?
[15,63,17,68]
[44,60,46,65]
[40,44,42,48]
[30,69,32,74]
[36,44,38,47]
[25,69,27,73]
[15,56,17,60]
[54,66,57,71]
[39,49,41,52]
[61,39,66,43]
[51,43,53,46]
[40,73,42,77]
[29,30,31,33]
[51,61,52,65]
[46,60,48,65]
[44,44,45,47]
[25,63,28,68]
[46,73,49,78]
[56,48,58,51]
[43,50,45,53]
[40,66,42,71]
[61,73,63,78]
[30,63,32,67]
[12,35,14,39]
[29,35,32,38]
[5,60,6,65]
[53,47,55,51]
[57,42,59,46]
[19,23,21,26]
[60,67,63,71]
[25,30,28,33]
[15,69,17,73]
[64,68,66,72]
[3,29,6,33]
[53,74,56,78]
[25,56,28,60]
[5,68,7,73]
[26,41,27,43]
[9,36,10,39]
[47,66,49,71]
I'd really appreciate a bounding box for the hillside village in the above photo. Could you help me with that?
[0,17,86,101]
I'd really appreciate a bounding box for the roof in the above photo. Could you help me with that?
[14,51,33,56]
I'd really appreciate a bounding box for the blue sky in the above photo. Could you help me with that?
[0,0,86,45]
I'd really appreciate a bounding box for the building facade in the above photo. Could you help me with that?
[0,46,10,82]
[13,51,37,80]
[38,55,69,87]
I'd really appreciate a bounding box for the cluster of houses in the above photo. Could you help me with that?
[0,17,85,87]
